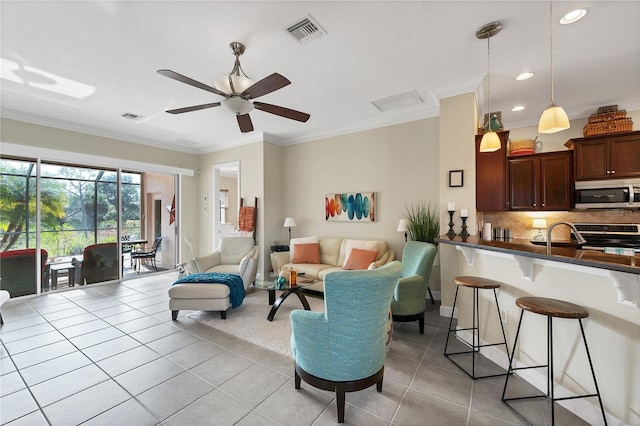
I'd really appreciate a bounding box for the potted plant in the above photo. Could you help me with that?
[403,201,440,244]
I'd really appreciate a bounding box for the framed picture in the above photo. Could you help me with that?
[325,192,375,222]
[449,170,464,187]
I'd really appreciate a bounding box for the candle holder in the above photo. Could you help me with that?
[460,216,470,238]
[446,210,456,238]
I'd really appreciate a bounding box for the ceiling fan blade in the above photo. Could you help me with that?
[254,101,310,122]
[241,73,291,99]
[236,114,254,133]
[166,102,221,114]
[157,69,229,98]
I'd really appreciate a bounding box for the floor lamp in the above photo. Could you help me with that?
[283,217,296,241]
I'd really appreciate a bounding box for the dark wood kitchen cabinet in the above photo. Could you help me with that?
[565,131,640,180]
[476,131,509,211]
[508,151,573,211]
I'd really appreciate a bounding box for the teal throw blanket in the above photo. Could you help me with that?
[173,272,245,308]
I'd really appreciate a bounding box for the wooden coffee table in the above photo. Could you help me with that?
[253,274,317,321]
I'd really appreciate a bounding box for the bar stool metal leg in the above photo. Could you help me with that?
[444,285,509,380]
[502,304,608,426]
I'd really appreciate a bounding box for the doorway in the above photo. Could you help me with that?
[214,161,240,249]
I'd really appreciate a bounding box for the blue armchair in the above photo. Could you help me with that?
[391,241,437,334]
[290,261,402,423]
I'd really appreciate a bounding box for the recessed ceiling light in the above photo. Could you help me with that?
[512,106,525,112]
[516,72,534,81]
[560,9,587,25]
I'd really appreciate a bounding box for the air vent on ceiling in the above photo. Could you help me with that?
[285,14,326,44]
[120,111,143,120]
[371,90,423,112]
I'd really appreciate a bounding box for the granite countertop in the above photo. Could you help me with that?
[437,235,640,275]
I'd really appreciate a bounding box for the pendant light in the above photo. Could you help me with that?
[538,0,570,133]
[476,22,502,152]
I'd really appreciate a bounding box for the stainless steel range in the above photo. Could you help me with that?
[572,223,640,251]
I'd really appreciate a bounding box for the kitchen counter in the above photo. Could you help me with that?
[437,235,640,424]
[438,235,640,275]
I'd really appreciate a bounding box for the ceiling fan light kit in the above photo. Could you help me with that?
[157,41,309,133]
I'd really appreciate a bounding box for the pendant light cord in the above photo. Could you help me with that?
[549,0,555,106]
[487,35,491,120]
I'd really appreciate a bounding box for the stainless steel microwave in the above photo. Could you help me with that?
[575,178,640,209]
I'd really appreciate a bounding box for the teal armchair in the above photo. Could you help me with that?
[391,241,437,334]
[290,261,402,423]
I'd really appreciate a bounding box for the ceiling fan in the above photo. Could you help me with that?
[157,41,310,133]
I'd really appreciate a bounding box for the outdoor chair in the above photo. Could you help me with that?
[290,261,402,423]
[391,241,438,334]
[82,243,118,284]
[132,237,162,273]
[0,249,48,297]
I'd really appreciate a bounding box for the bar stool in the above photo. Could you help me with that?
[444,276,509,379]
[502,297,607,426]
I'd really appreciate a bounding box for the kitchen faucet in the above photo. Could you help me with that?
[546,222,587,254]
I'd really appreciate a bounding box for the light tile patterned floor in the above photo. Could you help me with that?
[0,272,591,425]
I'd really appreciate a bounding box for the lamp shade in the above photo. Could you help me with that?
[479,131,501,152]
[532,218,548,229]
[538,105,570,133]
[221,97,254,115]
[396,219,409,232]
[283,217,296,228]
[215,74,255,95]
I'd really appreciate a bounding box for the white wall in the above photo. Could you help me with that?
[263,141,286,267]
[281,118,440,273]
[196,142,265,267]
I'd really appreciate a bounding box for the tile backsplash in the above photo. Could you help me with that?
[480,210,640,240]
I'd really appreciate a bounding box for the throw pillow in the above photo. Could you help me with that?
[292,243,320,264]
[342,239,381,267]
[289,236,318,263]
[343,248,378,270]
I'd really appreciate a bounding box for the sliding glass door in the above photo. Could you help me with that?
[1,156,174,297]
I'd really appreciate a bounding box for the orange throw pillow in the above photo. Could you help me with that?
[343,248,378,270]
[292,243,320,264]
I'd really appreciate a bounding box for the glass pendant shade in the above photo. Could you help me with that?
[215,74,254,95]
[538,105,570,133]
[479,131,501,152]
[221,97,254,115]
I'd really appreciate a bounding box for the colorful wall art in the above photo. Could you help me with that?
[325,192,375,222]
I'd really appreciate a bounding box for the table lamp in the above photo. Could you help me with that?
[283,217,296,241]
[397,219,409,242]
[532,218,547,241]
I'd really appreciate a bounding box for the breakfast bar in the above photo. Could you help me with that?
[438,236,640,425]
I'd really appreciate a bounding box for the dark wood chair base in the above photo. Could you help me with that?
[294,362,384,423]
[392,310,425,334]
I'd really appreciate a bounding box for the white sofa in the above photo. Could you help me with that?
[190,237,259,289]
[270,236,395,292]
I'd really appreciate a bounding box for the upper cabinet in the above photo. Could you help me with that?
[476,131,509,212]
[565,131,640,181]
[508,151,573,211]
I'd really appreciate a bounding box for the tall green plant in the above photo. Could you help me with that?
[404,202,440,244]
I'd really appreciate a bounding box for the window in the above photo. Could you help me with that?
[1,157,144,295]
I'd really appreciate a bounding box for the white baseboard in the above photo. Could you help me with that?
[451,328,618,426]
